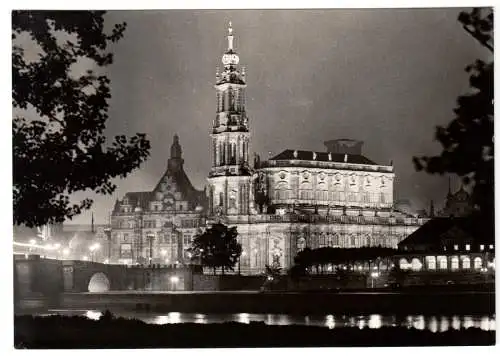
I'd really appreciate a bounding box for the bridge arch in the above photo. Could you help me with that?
[88,272,111,293]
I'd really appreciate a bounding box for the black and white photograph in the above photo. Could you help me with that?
[10,3,495,349]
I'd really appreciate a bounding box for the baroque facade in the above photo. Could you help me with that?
[205,24,425,274]
[110,23,426,273]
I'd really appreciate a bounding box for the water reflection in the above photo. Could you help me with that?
[368,314,382,329]
[325,315,335,329]
[60,310,495,332]
[237,313,250,324]
[85,310,102,320]
[428,316,438,333]
[451,315,461,330]
[439,316,449,333]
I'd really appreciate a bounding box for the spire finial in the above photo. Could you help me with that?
[227,21,234,50]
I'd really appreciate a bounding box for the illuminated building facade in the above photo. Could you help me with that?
[205,24,425,274]
[110,135,206,265]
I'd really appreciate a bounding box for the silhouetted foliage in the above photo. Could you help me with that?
[190,223,242,275]
[413,8,493,223]
[12,11,151,227]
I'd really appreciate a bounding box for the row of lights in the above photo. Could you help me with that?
[15,240,102,262]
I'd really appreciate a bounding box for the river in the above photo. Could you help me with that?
[40,309,495,332]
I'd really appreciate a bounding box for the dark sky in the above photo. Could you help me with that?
[70,8,489,225]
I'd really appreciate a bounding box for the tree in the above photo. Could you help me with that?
[413,8,493,223]
[190,223,242,275]
[13,11,151,227]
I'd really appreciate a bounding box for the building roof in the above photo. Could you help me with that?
[113,135,207,214]
[269,149,378,166]
[399,216,494,247]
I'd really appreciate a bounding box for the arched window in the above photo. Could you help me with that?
[451,256,459,270]
[462,256,471,269]
[350,235,357,247]
[399,258,409,270]
[319,233,326,247]
[411,258,422,271]
[326,233,333,247]
[474,257,482,270]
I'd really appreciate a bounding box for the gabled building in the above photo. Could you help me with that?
[110,135,207,265]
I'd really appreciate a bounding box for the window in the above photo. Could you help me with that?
[437,256,447,270]
[399,258,410,270]
[480,244,484,251]
[465,244,470,251]
[474,257,482,270]
[300,190,313,200]
[425,256,436,270]
[451,256,459,270]
[297,237,306,252]
[454,244,458,251]
[219,192,224,207]
[316,190,328,201]
[462,257,471,269]
[411,258,422,271]
[123,233,129,242]
[489,244,494,250]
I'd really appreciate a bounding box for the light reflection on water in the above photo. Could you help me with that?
[52,310,495,332]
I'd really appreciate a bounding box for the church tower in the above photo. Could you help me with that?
[207,22,253,216]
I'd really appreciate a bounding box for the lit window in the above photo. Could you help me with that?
[451,256,459,270]
[465,244,470,251]
[480,245,484,251]
[489,244,494,250]
[437,256,447,270]
[425,256,436,270]
[462,257,471,269]
[454,245,458,251]
[474,257,482,270]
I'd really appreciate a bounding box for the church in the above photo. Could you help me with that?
[110,23,426,273]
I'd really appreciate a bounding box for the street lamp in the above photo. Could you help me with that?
[89,243,101,262]
[104,227,112,263]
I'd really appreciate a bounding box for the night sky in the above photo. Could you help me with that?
[68,8,490,225]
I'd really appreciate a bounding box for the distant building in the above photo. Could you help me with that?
[439,184,474,217]
[397,217,495,273]
[110,135,207,265]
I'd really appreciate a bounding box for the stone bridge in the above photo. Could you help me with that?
[14,255,195,310]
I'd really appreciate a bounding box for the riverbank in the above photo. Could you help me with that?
[14,314,495,348]
[52,290,495,315]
